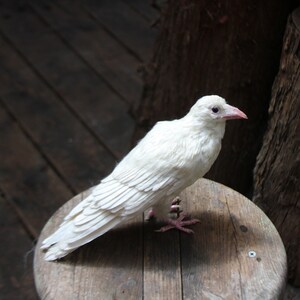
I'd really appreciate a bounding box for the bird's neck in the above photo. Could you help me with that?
[182,115,226,141]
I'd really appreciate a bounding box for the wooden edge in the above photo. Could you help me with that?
[33,179,288,299]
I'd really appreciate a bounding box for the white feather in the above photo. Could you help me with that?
[41,95,242,261]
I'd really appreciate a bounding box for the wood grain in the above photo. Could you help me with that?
[0,99,71,299]
[0,34,115,192]
[0,196,39,300]
[181,180,287,299]
[0,104,72,234]
[83,0,157,62]
[0,0,134,158]
[143,219,182,299]
[29,0,143,107]
[34,179,287,299]
[35,189,143,300]
[0,1,157,298]
[124,0,159,23]
[253,8,300,286]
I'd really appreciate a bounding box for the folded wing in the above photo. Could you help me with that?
[41,163,180,261]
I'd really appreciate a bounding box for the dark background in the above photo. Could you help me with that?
[0,0,299,298]
[0,0,158,298]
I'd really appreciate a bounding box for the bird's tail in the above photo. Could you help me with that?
[41,194,123,261]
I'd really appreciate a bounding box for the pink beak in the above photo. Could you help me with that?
[222,104,248,120]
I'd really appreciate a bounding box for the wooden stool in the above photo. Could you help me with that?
[34,179,287,299]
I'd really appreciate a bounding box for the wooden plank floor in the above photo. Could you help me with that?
[0,0,158,298]
[1,1,299,299]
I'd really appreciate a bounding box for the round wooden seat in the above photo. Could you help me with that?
[34,179,287,299]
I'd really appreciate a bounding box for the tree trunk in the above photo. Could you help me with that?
[134,0,291,195]
[253,8,300,286]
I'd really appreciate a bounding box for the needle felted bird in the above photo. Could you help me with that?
[41,95,247,261]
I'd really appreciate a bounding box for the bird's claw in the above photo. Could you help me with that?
[156,213,200,233]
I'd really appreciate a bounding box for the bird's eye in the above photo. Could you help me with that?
[212,106,219,113]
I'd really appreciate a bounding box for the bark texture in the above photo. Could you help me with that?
[253,9,300,286]
[134,0,291,195]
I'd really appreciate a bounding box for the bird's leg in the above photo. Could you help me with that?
[156,213,200,234]
[170,196,181,214]
[146,208,156,221]
[148,197,182,220]
[171,196,181,206]
[148,198,199,232]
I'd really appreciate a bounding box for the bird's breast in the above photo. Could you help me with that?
[180,133,222,181]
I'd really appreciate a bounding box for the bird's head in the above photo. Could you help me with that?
[188,95,248,124]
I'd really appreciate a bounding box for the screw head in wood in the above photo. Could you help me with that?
[248,250,256,258]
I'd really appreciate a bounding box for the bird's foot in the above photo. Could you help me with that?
[156,213,200,234]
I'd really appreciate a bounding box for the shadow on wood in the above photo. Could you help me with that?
[34,179,287,299]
